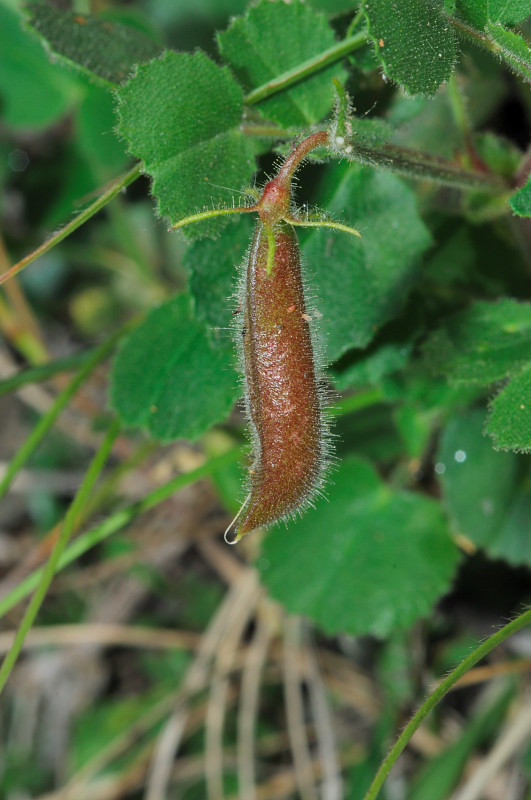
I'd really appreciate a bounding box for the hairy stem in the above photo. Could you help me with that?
[449,16,531,83]
[171,205,256,231]
[362,606,531,800]
[350,142,507,193]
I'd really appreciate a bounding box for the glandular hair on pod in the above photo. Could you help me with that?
[224,220,330,544]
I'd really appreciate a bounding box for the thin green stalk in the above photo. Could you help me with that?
[448,16,502,54]
[345,8,365,38]
[0,418,121,695]
[350,142,507,193]
[0,324,131,501]
[0,387,389,619]
[0,163,142,286]
[362,606,531,800]
[0,446,243,621]
[330,387,383,417]
[0,349,94,397]
[0,291,48,365]
[449,16,531,83]
[447,73,476,161]
[244,30,367,106]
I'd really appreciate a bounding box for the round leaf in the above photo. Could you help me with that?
[259,456,460,637]
[110,294,239,442]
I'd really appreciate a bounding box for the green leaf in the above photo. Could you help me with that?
[76,84,130,179]
[217,0,345,126]
[0,3,79,129]
[437,408,531,566]
[485,22,531,82]
[384,366,479,458]
[116,50,257,236]
[44,83,131,225]
[333,340,414,390]
[302,163,432,363]
[110,294,239,442]
[25,2,163,88]
[185,214,254,331]
[474,132,522,179]
[456,0,531,27]
[509,175,531,217]
[331,309,421,390]
[423,299,531,383]
[487,365,531,452]
[363,0,456,95]
[259,456,460,637]
[487,484,531,565]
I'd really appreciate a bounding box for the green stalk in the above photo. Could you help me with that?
[449,16,531,84]
[0,324,131,501]
[330,387,383,417]
[0,164,142,286]
[0,386,389,620]
[362,606,531,800]
[244,30,367,106]
[0,418,121,695]
[0,446,243,621]
[447,73,476,163]
[448,16,503,54]
[349,142,507,193]
[0,350,95,397]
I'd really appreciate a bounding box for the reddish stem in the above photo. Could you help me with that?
[257,130,329,228]
[276,130,329,185]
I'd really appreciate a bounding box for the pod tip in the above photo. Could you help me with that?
[224,522,240,545]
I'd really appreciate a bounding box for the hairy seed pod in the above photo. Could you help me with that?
[225,220,324,544]
[171,130,361,544]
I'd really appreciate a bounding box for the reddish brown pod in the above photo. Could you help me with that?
[172,129,361,543]
[229,220,323,542]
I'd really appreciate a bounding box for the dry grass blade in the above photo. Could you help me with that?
[205,570,262,800]
[450,699,531,800]
[283,615,319,800]
[0,623,200,656]
[144,568,259,800]
[237,601,275,800]
[450,658,531,689]
[305,635,343,800]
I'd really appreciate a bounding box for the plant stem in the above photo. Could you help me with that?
[330,388,383,417]
[362,606,531,800]
[244,30,368,106]
[350,142,507,193]
[0,446,244,621]
[448,16,502,53]
[448,16,531,83]
[0,163,142,286]
[0,418,121,695]
[0,237,49,362]
[446,73,483,170]
[0,324,131,501]
[0,386,387,619]
[0,349,95,397]
[0,292,48,364]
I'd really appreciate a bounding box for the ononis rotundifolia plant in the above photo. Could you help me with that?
[173,120,361,544]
